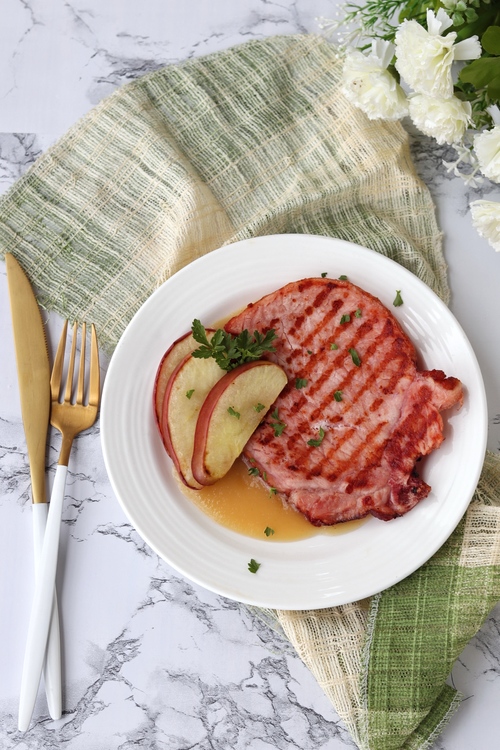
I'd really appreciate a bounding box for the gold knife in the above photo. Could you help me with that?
[5,253,62,721]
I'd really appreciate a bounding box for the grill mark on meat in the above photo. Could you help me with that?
[225,277,463,525]
[299,298,345,347]
[326,420,390,479]
[307,326,400,422]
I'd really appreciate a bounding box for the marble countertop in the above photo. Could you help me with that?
[1,2,500,748]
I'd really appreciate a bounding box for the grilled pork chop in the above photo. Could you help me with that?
[225,277,463,525]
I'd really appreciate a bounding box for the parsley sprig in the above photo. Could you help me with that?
[191,320,277,371]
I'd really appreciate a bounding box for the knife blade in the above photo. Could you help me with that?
[5,253,62,722]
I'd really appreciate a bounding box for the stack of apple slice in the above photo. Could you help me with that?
[153,331,287,489]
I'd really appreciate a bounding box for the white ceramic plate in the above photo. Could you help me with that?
[101,235,487,609]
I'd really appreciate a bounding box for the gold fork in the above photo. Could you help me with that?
[18,321,100,732]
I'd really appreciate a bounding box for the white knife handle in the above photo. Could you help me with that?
[32,503,62,721]
[19,465,67,732]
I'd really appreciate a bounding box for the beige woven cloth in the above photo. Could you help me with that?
[1,34,499,749]
[0,35,446,355]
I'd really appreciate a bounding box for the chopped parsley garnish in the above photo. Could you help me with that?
[349,348,361,366]
[185,389,195,399]
[270,408,286,437]
[334,390,343,402]
[339,275,348,281]
[269,487,278,496]
[340,314,351,324]
[191,319,277,371]
[262,471,268,482]
[330,342,339,350]
[248,559,261,574]
[254,402,265,412]
[308,426,326,447]
[393,290,404,307]
[248,466,260,476]
[295,378,308,389]
[355,308,362,318]
[228,406,240,419]
[271,421,286,437]
[264,527,275,537]
[307,350,313,355]
[321,272,328,278]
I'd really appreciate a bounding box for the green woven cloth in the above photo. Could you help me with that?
[1,34,499,749]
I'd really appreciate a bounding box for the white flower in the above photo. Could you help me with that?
[341,40,408,121]
[487,105,500,126]
[409,93,471,145]
[474,126,500,182]
[470,201,500,252]
[395,9,481,99]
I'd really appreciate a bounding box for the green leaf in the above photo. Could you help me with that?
[334,390,343,402]
[269,407,286,437]
[186,389,195,399]
[191,318,211,346]
[481,25,500,56]
[464,8,478,23]
[295,378,308,389]
[228,406,240,419]
[460,56,500,93]
[248,559,261,574]
[191,320,277,371]
[393,290,404,307]
[307,426,326,447]
[264,526,275,537]
[349,348,361,367]
[271,420,286,437]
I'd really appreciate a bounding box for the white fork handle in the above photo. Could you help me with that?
[32,503,62,721]
[19,465,67,732]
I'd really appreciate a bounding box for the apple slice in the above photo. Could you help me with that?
[191,361,287,486]
[153,330,215,430]
[162,353,226,488]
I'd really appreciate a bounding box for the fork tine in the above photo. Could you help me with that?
[88,324,100,408]
[50,320,68,402]
[64,323,78,404]
[76,323,86,405]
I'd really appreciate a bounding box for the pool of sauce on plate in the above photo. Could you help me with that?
[180,458,367,541]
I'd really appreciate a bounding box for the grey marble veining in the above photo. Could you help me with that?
[1,2,500,749]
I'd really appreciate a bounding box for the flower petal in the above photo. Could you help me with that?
[372,39,395,69]
[453,36,481,61]
[473,126,500,182]
[470,200,500,251]
[427,8,453,36]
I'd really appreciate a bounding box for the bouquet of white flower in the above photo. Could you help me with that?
[323,0,500,251]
